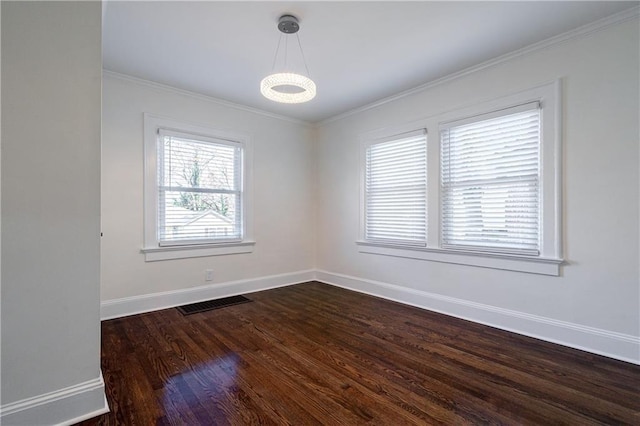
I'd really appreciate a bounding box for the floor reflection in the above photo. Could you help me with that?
[161,353,241,414]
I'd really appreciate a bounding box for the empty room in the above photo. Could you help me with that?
[1,1,640,425]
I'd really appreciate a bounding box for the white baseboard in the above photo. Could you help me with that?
[100,268,640,365]
[315,270,640,365]
[101,269,315,320]
[0,373,109,426]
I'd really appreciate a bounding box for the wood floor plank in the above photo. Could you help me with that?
[78,282,640,425]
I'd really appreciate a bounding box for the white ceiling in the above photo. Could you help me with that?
[103,1,637,123]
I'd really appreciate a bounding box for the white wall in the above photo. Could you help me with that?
[101,74,315,307]
[0,0,3,410]
[315,19,640,362]
[1,2,106,424]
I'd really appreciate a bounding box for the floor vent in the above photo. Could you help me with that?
[176,295,251,315]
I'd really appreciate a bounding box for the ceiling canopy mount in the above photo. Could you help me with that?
[277,15,300,34]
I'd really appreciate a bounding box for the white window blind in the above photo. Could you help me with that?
[440,103,540,254]
[365,130,427,245]
[158,129,243,246]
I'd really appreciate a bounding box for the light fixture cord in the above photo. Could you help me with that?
[271,33,283,71]
[296,33,312,78]
[284,35,288,69]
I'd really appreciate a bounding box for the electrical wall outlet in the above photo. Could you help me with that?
[205,269,213,281]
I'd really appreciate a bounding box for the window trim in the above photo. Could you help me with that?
[143,113,254,261]
[357,80,563,276]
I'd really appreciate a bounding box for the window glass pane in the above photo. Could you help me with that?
[161,135,238,191]
[159,191,240,242]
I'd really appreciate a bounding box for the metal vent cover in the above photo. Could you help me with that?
[176,295,251,315]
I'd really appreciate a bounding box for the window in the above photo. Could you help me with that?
[143,114,254,261]
[364,130,427,246]
[158,129,242,245]
[358,81,562,275]
[441,103,540,255]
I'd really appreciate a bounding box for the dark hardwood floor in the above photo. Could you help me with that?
[79,282,640,425]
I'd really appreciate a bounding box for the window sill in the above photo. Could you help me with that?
[356,241,563,276]
[142,241,255,262]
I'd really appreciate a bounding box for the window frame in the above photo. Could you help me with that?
[440,102,542,256]
[142,114,254,261]
[357,80,563,275]
[363,129,428,247]
[157,128,244,247]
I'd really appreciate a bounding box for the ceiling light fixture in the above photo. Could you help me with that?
[261,15,316,104]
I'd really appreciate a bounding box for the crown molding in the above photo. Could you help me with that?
[102,70,312,127]
[318,6,640,126]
